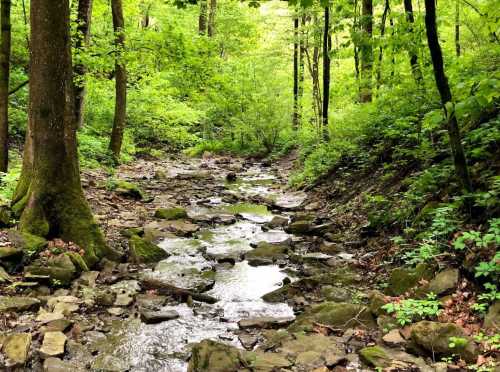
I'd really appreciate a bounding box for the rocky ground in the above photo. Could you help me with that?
[0,155,498,371]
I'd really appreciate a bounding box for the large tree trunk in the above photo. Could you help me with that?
[109,0,127,162]
[12,0,117,266]
[74,0,93,129]
[424,0,473,193]
[322,6,331,142]
[403,0,424,86]
[0,0,11,172]
[359,0,373,102]
[293,15,299,130]
[207,0,216,37]
[199,0,207,35]
[375,0,390,89]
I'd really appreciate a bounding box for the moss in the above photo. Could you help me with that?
[65,252,89,272]
[120,227,144,238]
[112,180,144,200]
[386,263,435,296]
[359,346,391,367]
[188,340,243,372]
[7,230,47,256]
[129,235,169,263]
[154,207,188,220]
[26,255,76,286]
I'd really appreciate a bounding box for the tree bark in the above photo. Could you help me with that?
[404,0,424,86]
[376,0,389,89]
[455,0,460,56]
[207,0,216,37]
[359,0,373,102]
[12,0,118,266]
[293,15,299,130]
[0,0,11,172]
[74,0,93,129]
[299,16,305,125]
[322,6,331,142]
[109,0,127,162]
[424,0,473,193]
[353,0,360,85]
[199,0,207,35]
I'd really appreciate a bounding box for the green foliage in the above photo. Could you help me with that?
[382,293,442,326]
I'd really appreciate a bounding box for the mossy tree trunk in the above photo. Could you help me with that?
[12,0,118,267]
[359,0,373,102]
[207,0,216,37]
[199,0,207,35]
[424,0,473,193]
[109,0,127,162]
[0,0,11,172]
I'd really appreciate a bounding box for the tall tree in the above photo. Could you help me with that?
[109,0,127,162]
[359,0,373,102]
[74,0,93,129]
[199,0,207,35]
[299,15,305,120]
[207,0,216,37]
[376,0,390,89]
[293,15,299,130]
[0,0,11,172]
[403,0,424,85]
[424,0,473,193]
[322,5,331,142]
[12,0,117,265]
[455,0,460,56]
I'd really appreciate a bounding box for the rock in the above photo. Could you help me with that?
[0,296,40,312]
[289,302,376,332]
[320,286,352,303]
[36,310,65,323]
[2,333,32,366]
[244,351,293,370]
[368,290,387,316]
[113,180,144,200]
[484,301,500,330]
[427,269,459,295]
[107,307,125,316]
[91,353,130,371]
[0,265,12,283]
[226,172,237,182]
[128,235,169,264]
[114,293,134,307]
[0,246,22,260]
[135,293,167,309]
[25,254,77,286]
[77,271,99,287]
[188,339,245,372]
[382,329,406,347]
[265,215,289,229]
[274,192,307,210]
[245,241,289,266]
[238,316,295,329]
[377,315,399,333]
[43,357,80,372]
[410,321,478,362]
[319,241,342,255]
[359,345,430,370]
[0,204,11,227]
[285,220,311,234]
[238,334,258,350]
[120,227,144,238]
[154,207,188,220]
[8,230,47,255]
[40,331,67,359]
[145,262,215,292]
[40,319,72,334]
[144,220,199,239]
[139,309,180,324]
[386,263,434,296]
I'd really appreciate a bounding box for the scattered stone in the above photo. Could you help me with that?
[128,235,169,264]
[0,265,12,283]
[40,331,67,359]
[238,316,295,329]
[107,307,125,316]
[114,293,134,307]
[484,301,499,330]
[36,310,65,324]
[8,230,47,255]
[359,345,430,370]
[319,241,341,255]
[285,220,311,234]
[386,263,434,296]
[113,180,144,200]
[0,296,40,312]
[382,329,406,347]
[245,351,293,370]
[77,271,99,287]
[238,333,259,350]
[43,357,79,372]
[25,254,77,286]
[154,207,188,220]
[274,192,307,210]
[140,309,180,324]
[188,339,245,372]
[135,293,167,309]
[3,333,32,366]
[91,354,130,371]
[226,172,237,182]
[144,220,199,239]
[40,319,72,334]
[368,290,387,316]
[427,268,459,295]
[245,241,289,266]
[265,215,289,229]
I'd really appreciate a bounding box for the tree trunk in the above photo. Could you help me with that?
[455,0,460,56]
[353,0,360,86]
[199,0,207,35]
[293,15,299,130]
[74,0,93,129]
[322,6,331,142]
[424,0,473,193]
[12,0,118,266]
[359,0,373,102]
[109,0,127,162]
[0,0,11,172]
[404,0,424,86]
[376,0,389,89]
[299,16,305,125]
[207,0,216,37]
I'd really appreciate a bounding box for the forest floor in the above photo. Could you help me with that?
[0,154,498,371]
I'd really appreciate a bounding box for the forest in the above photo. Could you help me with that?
[0,0,498,370]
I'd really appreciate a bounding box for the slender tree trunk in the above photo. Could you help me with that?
[199,0,207,35]
[353,0,360,87]
[299,15,305,125]
[74,0,93,130]
[359,0,373,102]
[109,0,127,162]
[207,0,216,37]
[0,0,11,172]
[455,0,460,56]
[424,0,472,193]
[322,6,331,142]
[404,0,424,86]
[293,15,299,130]
[13,0,117,266]
[376,0,390,89]
[390,17,395,78]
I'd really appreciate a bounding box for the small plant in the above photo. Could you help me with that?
[474,333,500,351]
[448,336,468,349]
[382,293,442,326]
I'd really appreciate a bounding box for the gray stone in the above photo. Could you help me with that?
[427,269,459,295]
[140,310,180,324]
[238,316,295,330]
[2,333,32,366]
[484,301,500,330]
[39,331,67,359]
[0,296,40,312]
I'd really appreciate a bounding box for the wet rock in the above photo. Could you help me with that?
[128,235,169,264]
[285,220,311,235]
[154,207,188,220]
[274,192,307,210]
[26,254,77,286]
[188,339,245,372]
[484,301,500,330]
[427,268,459,295]
[238,333,259,350]
[91,354,130,371]
[245,241,289,266]
[264,215,289,229]
[43,357,81,372]
[244,351,293,370]
[289,302,376,332]
[410,321,478,362]
[382,329,406,347]
[2,333,32,366]
[39,331,67,359]
[147,262,215,292]
[238,316,295,330]
[0,265,12,283]
[144,220,199,239]
[0,296,40,312]
[113,180,144,200]
[135,293,167,309]
[139,309,180,324]
[359,345,430,370]
[226,172,237,182]
[386,263,434,296]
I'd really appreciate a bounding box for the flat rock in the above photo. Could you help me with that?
[382,329,406,347]
[238,316,295,329]
[3,333,32,366]
[238,334,259,350]
[140,309,180,324]
[274,192,307,210]
[43,357,82,372]
[427,269,459,295]
[40,331,67,359]
[0,296,40,312]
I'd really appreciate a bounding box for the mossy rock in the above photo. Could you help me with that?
[243,351,292,370]
[426,269,459,295]
[289,302,376,332]
[0,205,12,227]
[129,235,169,264]
[245,242,289,266]
[154,207,188,220]
[386,263,435,296]
[368,290,387,316]
[65,252,89,273]
[8,230,47,256]
[484,301,500,330]
[359,345,430,370]
[112,180,144,200]
[285,220,312,235]
[359,346,392,368]
[188,339,245,372]
[25,254,76,286]
[120,227,144,238]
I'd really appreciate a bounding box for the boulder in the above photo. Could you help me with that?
[154,207,188,220]
[386,263,434,296]
[244,351,293,370]
[410,321,478,363]
[0,204,11,227]
[139,310,180,324]
[265,216,289,229]
[39,331,67,359]
[285,220,311,235]
[359,345,430,370]
[113,180,144,200]
[144,220,199,240]
[128,235,169,264]
[0,296,40,312]
[43,357,82,372]
[245,241,289,266]
[2,333,32,366]
[25,254,76,286]
[238,316,295,330]
[8,230,47,255]
[484,301,500,330]
[188,340,245,372]
[427,269,459,295]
